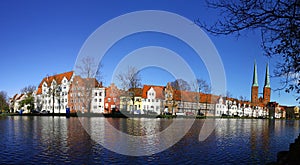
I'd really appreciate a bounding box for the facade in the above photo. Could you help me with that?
[163,83,216,116]
[9,94,28,113]
[104,83,121,114]
[68,75,104,113]
[36,71,74,113]
[119,88,143,114]
[141,85,165,114]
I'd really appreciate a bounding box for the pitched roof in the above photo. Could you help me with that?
[142,85,165,99]
[36,71,74,94]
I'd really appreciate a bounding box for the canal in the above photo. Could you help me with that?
[0,116,299,164]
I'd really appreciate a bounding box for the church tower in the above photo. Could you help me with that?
[251,61,259,104]
[263,63,271,104]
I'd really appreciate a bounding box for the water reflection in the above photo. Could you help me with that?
[0,116,299,164]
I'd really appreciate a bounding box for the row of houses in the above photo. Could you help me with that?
[9,69,299,118]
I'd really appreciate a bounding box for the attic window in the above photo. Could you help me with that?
[64,80,66,83]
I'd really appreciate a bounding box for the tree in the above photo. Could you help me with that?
[117,66,142,113]
[117,66,142,90]
[19,85,36,113]
[171,79,191,91]
[73,56,103,114]
[190,78,211,115]
[48,75,61,115]
[0,91,9,112]
[196,0,300,101]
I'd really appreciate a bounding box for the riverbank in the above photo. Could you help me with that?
[268,133,300,164]
[2,112,300,120]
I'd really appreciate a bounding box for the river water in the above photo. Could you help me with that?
[0,116,299,164]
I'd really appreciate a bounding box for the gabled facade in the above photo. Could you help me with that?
[141,85,165,114]
[9,93,28,113]
[119,88,143,114]
[35,71,74,113]
[68,75,105,113]
[104,83,121,114]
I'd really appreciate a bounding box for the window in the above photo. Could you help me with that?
[99,99,102,102]
[94,98,97,102]
[108,98,111,102]
[99,92,102,96]
[152,99,154,102]
[95,92,97,96]
[148,99,150,102]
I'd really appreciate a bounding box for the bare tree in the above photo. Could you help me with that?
[190,78,211,115]
[73,56,103,114]
[48,75,62,115]
[117,66,142,90]
[171,79,191,91]
[117,66,142,113]
[196,0,300,101]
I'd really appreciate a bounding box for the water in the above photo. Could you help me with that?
[0,116,299,164]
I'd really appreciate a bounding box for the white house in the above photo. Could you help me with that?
[142,85,165,114]
[35,71,74,113]
[91,87,105,113]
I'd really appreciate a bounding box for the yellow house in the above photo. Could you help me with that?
[119,88,143,114]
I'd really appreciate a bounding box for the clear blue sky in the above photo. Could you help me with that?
[0,0,298,106]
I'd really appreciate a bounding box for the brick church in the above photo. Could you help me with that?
[251,62,271,107]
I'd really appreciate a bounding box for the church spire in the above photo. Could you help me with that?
[264,63,270,88]
[252,61,258,87]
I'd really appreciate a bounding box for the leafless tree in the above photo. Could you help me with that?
[117,66,142,90]
[73,56,103,114]
[190,78,211,115]
[21,85,36,95]
[48,75,62,115]
[171,79,191,91]
[196,0,300,101]
[116,66,142,113]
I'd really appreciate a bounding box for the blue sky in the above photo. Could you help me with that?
[0,0,298,106]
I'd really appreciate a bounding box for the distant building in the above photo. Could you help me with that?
[251,62,271,107]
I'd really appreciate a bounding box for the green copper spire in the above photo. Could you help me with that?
[252,61,258,87]
[264,63,270,88]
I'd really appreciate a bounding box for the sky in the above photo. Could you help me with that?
[0,0,298,106]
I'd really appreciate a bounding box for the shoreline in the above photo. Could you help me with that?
[1,112,299,120]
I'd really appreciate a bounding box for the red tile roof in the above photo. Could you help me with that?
[36,71,74,94]
[142,85,165,99]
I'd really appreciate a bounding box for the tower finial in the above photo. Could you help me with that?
[252,60,258,87]
[264,63,270,88]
